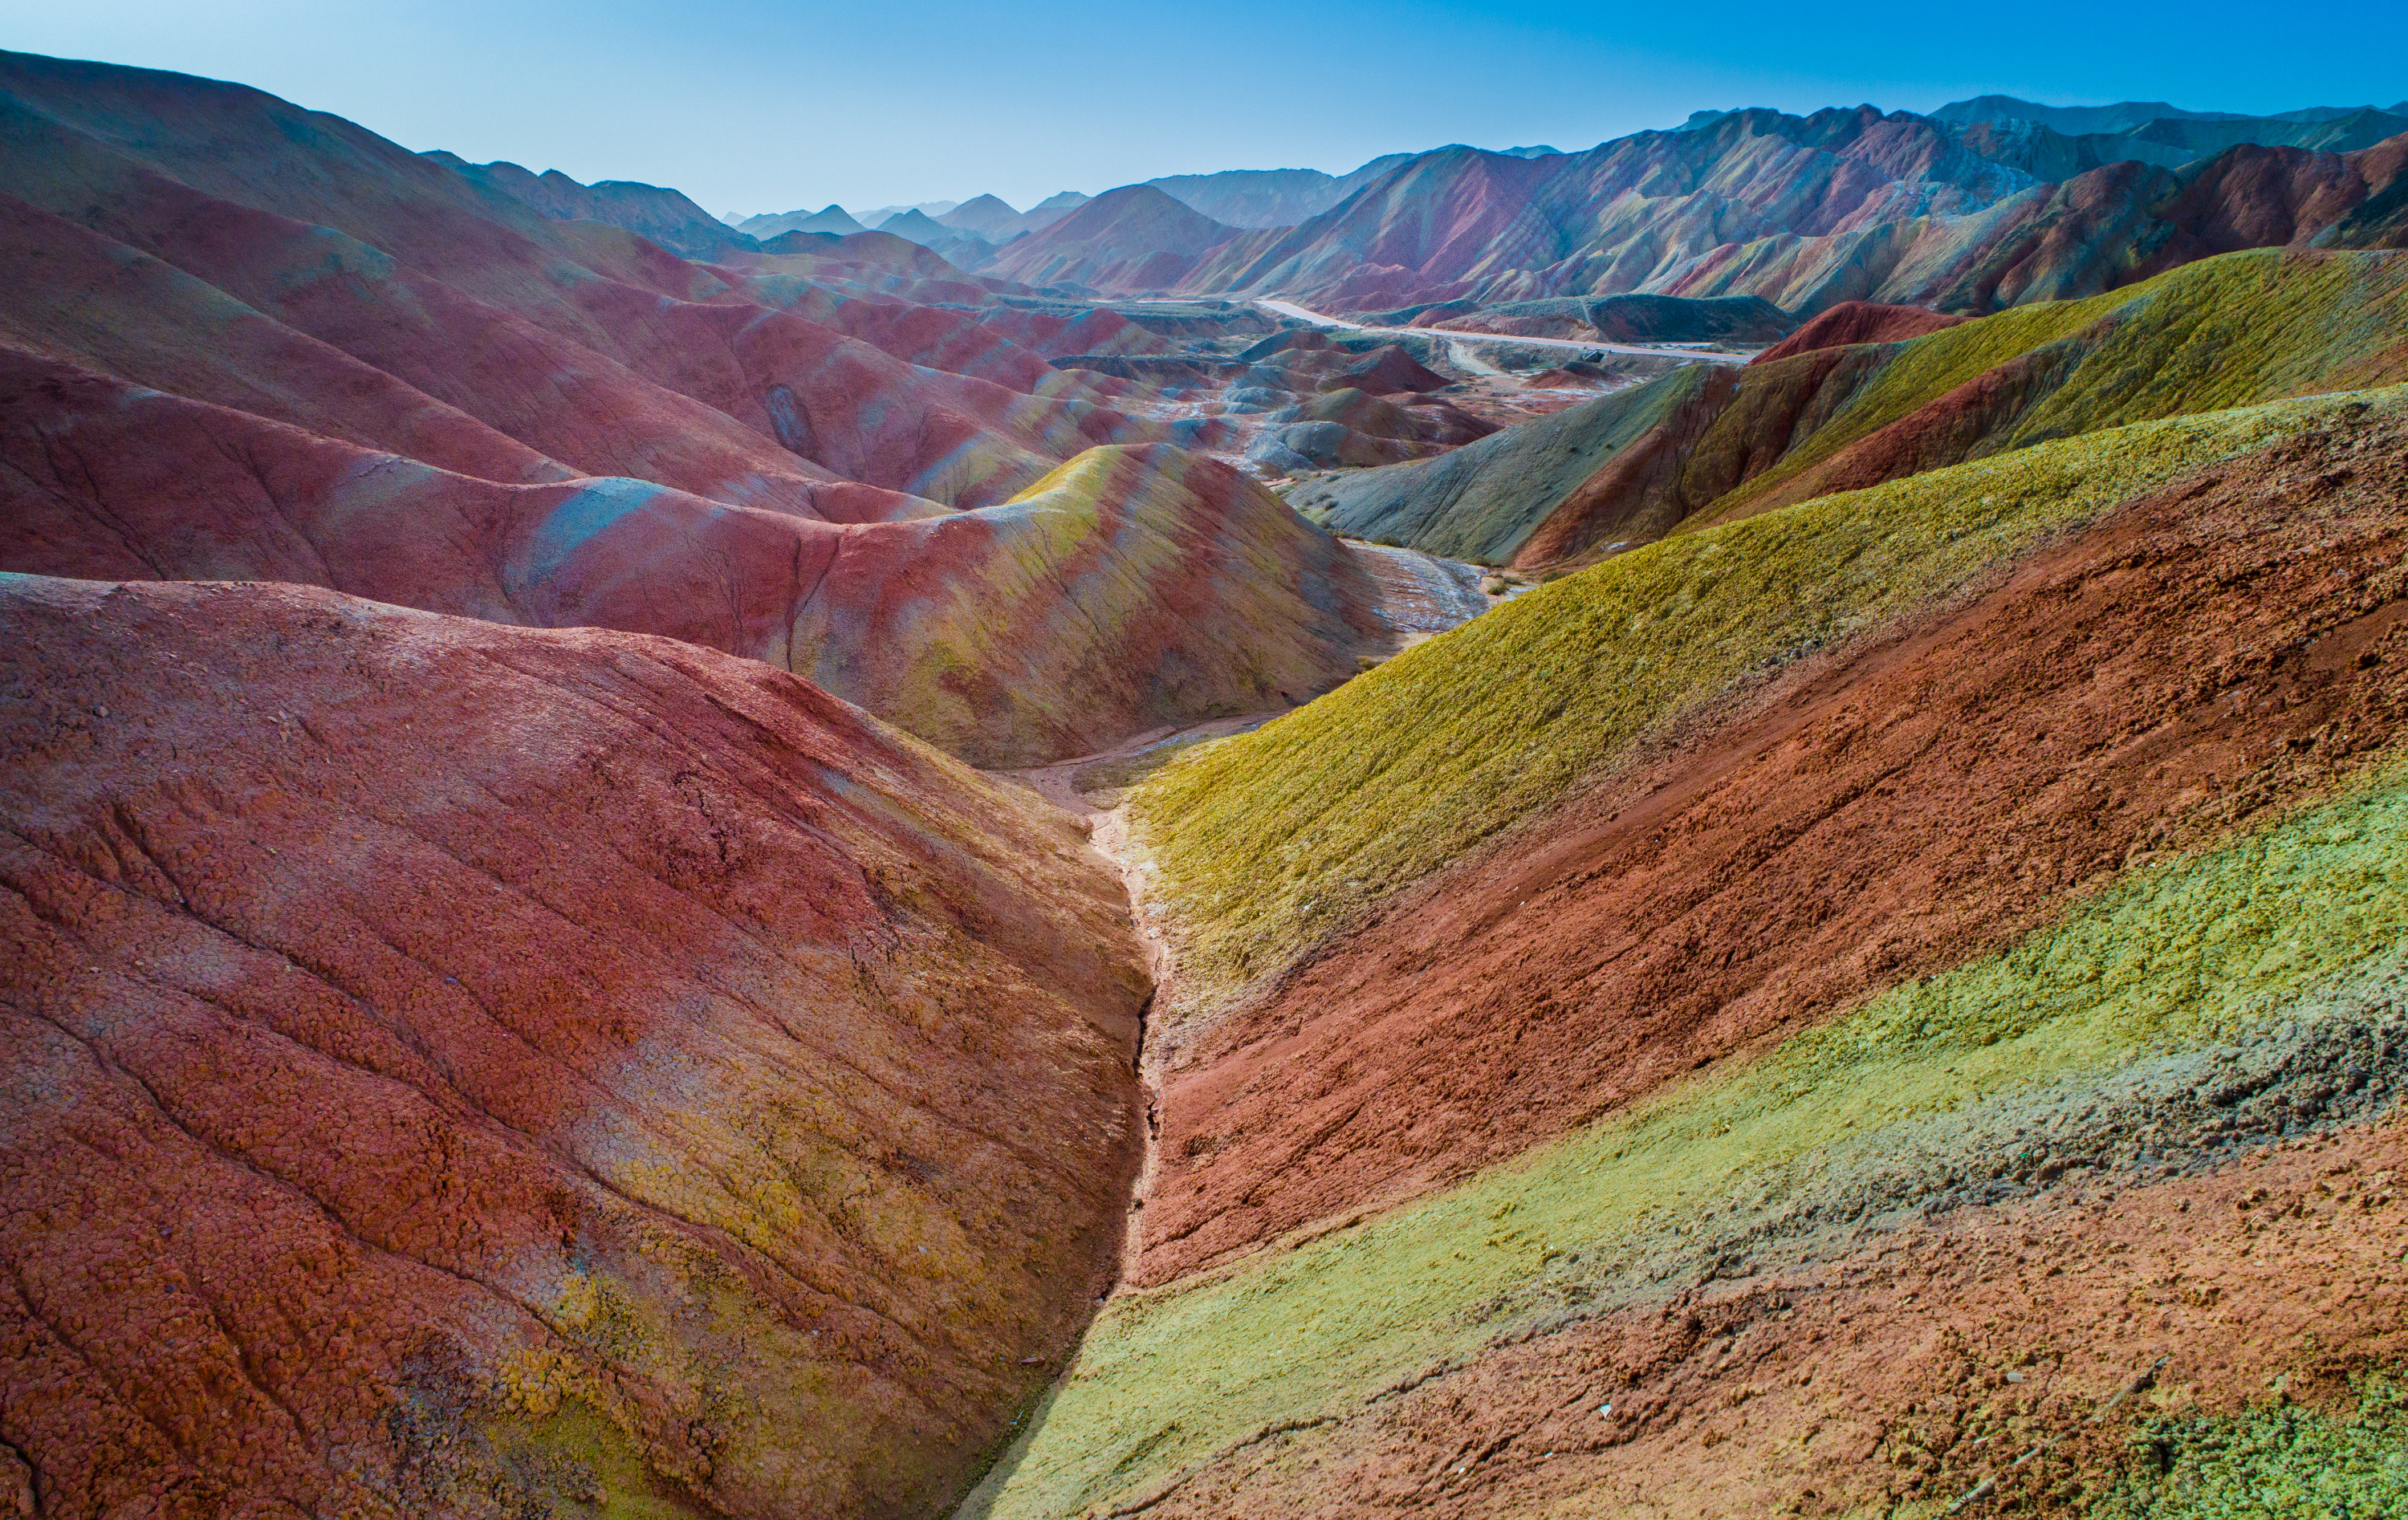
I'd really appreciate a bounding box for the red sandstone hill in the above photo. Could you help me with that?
[0,51,1453,764]
[983,184,1242,294]
[0,573,1147,1516]
[0,350,1416,765]
[1750,299,1967,362]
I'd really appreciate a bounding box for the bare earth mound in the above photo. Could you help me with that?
[0,576,1146,1518]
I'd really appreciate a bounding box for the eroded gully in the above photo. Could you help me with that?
[989,709,1277,1286]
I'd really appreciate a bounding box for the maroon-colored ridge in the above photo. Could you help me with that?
[1750,300,1967,363]
[0,574,1147,1517]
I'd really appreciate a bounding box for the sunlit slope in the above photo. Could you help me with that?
[1130,384,2408,1014]
[1300,249,2408,571]
[977,760,2408,1518]
[0,576,1150,1518]
[785,444,1395,765]
[1698,245,2408,523]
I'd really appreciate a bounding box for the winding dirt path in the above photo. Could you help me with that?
[1255,296,1753,368]
[989,710,1285,1280]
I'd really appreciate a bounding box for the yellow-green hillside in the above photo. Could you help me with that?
[1129,384,2408,1011]
[1699,247,2408,521]
[974,758,2408,1518]
[790,443,1380,766]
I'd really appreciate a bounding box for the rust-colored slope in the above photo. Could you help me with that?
[1505,366,1741,567]
[0,197,571,492]
[0,345,856,628]
[0,575,1146,1518]
[1115,1119,2408,1518]
[1749,299,1966,363]
[1138,414,2408,1284]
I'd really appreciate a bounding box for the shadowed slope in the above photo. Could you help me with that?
[1421,291,1796,344]
[0,575,1146,1518]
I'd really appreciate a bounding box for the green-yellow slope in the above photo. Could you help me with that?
[977,756,2408,1518]
[1702,247,2408,521]
[1129,384,2408,1013]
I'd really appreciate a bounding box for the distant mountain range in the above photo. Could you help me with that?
[974,95,2408,315]
[423,150,755,260]
[429,93,2406,323]
[1928,93,2408,134]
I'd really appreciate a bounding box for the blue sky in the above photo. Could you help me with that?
[6,1,2402,217]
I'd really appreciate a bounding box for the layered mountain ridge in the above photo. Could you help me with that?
[0,48,1470,767]
[9,43,2408,1520]
[698,95,2408,328]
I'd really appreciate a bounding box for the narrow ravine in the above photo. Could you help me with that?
[950,713,1285,1520]
[992,710,1279,1282]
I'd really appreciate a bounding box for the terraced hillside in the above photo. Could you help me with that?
[1296,247,2408,569]
[967,381,2408,1517]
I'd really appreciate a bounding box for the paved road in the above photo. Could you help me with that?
[1255,298,1753,368]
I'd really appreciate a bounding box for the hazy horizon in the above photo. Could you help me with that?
[8,0,2404,219]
